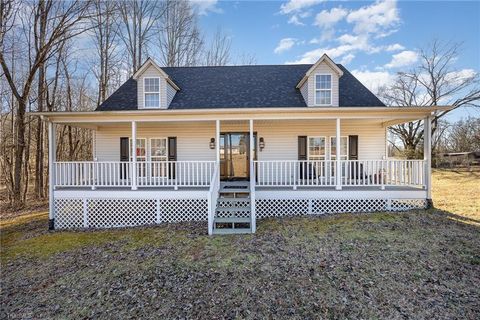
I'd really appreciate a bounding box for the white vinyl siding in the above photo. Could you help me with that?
[307,61,339,107]
[299,81,308,104]
[94,120,386,162]
[166,83,177,106]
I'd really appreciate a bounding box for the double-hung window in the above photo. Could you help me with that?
[129,138,147,177]
[150,138,168,178]
[315,74,332,105]
[308,136,326,160]
[330,136,348,179]
[144,78,160,108]
[129,138,147,161]
[150,138,167,161]
[330,136,348,160]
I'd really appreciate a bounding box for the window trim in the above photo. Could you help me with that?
[314,73,333,106]
[149,137,168,161]
[307,136,326,160]
[143,77,161,109]
[329,136,349,160]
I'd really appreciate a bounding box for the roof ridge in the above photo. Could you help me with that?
[162,64,314,69]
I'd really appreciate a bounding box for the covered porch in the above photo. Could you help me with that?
[40,106,440,232]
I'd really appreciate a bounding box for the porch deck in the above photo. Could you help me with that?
[256,185,423,192]
[54,184,422,192]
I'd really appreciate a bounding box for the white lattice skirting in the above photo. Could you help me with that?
[54,197,426,229]
[55,198,208,229]
[255,198,427,219]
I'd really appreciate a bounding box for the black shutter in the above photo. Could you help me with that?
[298,136,307,160]
[168,137,177,179]
[348,135,358,160]
[120,137,129,179]
[298,136,307,179]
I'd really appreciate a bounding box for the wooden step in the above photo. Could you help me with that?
[212,228,252,235]
[214,217,251,224]
[215,206,251,213]
[219,188,250,194]
[217,198,250,204]
[218,192,250,199]
[220,181,249,187]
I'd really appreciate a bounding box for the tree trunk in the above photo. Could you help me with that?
[12,99,26,207]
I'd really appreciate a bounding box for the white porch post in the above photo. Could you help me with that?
[424,116,432,207]
[215,120,220,164]
[249,119,256,233]
[335,118,342,190]
[131,121,138,190]
[48,121,56,230]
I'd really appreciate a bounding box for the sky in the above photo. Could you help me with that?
[193,0,480,120]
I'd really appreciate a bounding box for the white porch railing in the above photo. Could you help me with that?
[54,161,216,188]
[254,159,425,188]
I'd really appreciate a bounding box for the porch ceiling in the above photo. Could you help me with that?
[32,105,452,129]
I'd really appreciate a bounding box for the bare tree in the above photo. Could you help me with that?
[157,0,203,67]
[91,0,120,106]
[236,52,257,66]
[379,40,480,158]
[443,117,480,152]
[117,0,164,73]
[204,27,231,66]
[0,0,92,207]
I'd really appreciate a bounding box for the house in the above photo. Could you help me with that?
[36,54,451,234]
[438,151,480,167]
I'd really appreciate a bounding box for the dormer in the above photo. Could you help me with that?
[133,58,180,109]
[296,54,343,107]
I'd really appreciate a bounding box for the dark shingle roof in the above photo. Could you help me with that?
[96,64,384,111]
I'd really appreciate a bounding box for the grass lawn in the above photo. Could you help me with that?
[1,169,479,318]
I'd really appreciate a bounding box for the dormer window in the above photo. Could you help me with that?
[144,78,160,108]
[315,74,332,105]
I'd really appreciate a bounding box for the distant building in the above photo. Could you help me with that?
[438,151,480,167]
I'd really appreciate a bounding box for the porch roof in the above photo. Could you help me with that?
[33,105,452,129]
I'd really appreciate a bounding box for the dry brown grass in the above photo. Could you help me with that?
[432,168,480,225]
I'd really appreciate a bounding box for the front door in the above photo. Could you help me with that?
[220,133,256,180]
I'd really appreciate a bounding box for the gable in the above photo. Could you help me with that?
[137,64,168,109]
[304,60,340,107]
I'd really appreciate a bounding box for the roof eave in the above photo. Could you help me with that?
[32,105,454,119]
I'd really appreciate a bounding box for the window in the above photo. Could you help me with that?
[308,136,326,160]
[144,78,160,108]
[315,74,332,105]
[129,138,146,161]
[150,138,168,178]
[330,136,348,160]
[150,138,167,161]
[129,138,146,177]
